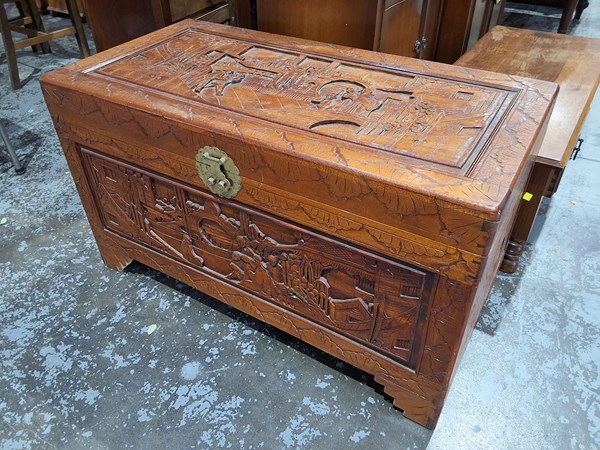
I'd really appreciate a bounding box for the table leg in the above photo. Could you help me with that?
[500,163,559,273]
[575,0,589,20]
[558,0,579,33]
[500,239,526,273]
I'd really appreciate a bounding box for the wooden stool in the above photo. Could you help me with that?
[0,0,90,89]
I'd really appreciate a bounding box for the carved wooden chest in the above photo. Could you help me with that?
[40,21,556,428]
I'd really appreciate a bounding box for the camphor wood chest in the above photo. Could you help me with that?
[40,21,556,428]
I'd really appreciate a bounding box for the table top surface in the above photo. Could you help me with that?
[457,26,600,168]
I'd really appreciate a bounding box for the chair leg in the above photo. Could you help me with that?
[0,122,26,175]
[22,0,50,52]
[14,0,41,52]
[1,0,90,90]
[64,0,90,57]
[38,0,49,15]
[0,3,22,90]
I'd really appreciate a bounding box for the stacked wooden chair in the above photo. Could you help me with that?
[0,0,90,89]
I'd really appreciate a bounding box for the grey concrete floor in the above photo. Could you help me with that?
[1,5,599,450]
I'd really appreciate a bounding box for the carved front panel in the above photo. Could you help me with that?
[94,30,517,171]
[82,148,434,366]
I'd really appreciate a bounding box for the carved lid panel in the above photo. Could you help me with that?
[94,30,514,171]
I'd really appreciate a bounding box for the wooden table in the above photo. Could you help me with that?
[457,26,600,272]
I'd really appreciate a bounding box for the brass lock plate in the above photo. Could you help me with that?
[195,146,241,198]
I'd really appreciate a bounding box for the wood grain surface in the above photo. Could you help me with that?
[41,21,557,428]
[457,25,600,168]
[256,0,379,50]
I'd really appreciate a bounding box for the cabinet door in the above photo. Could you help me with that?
[466,0,488,49]
[435,0,472,63]
[378,0,425,57]
[256,0,379,50]
[435,0,505,63]
[230,0,254,28]
[419,0,443,60]
[85,0,164,52]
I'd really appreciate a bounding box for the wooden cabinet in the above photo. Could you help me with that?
[256,0,379,51]
[435,0,506,63]
[378,0,444,59]
[241,0,502,62]
[85,0,235,52]
[41,21,556,428]
[255,0,443,59]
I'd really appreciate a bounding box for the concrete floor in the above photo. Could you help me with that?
[1,4,599,450]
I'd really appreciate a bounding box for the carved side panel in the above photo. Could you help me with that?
[85,156,140,239]
[82,148,435,367]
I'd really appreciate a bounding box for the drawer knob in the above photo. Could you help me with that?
[196,146,241,198]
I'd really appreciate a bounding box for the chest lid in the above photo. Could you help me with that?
[41,21,557,259]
